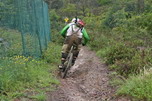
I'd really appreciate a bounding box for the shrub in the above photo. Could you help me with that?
[49,9,61,30]
[51,29,64,45]
[0,56,59,100]
[108,47,152,77]
[103,6,127,28]
[0,29,60,100]
[105,42,135,64]
[96,46,111,59]
[43,42,62,64]
[0,28,22,57]
[128,13,152,35]
[117,68,152,101]
[98,0,112,5]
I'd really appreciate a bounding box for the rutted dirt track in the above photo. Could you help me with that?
[48,47,129,101]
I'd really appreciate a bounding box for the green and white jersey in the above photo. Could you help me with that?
[66,24,83,38]
[60,23,90,45]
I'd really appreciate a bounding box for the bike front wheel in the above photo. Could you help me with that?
[62,53,73,78]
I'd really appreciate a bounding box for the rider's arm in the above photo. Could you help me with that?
[60,24,70,37]
[82,28,90,45]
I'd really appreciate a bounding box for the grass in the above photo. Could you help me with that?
[0,28,22,57]
[117,68,152,101]
[30,92,46,101]
[0,56,60,100]
[43,42,62,64]
[0,28,61,100]
[86,13,152,100]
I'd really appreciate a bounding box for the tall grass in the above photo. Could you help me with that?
[0,28,22,56]
[0,56,60,100]
[43,42,62,64]
[117,67,152,101]
[0,28,61,100]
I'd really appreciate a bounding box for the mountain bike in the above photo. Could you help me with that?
[60,45,76,78]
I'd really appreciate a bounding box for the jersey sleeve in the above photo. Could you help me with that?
[82,28,90,45]
[60,24,70,37]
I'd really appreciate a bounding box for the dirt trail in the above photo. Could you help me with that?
[48,47,129,101]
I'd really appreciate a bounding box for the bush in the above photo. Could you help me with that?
[105,43,135,65]
[43,42,62,64]
[98,0,112,5]
[49,9,61,30]
[107,46,152,77]
[103,6,127,28]
[96,46,111,59]
[117,68,152,101]
[51,29,64,45]
[0,30,61,100]
[0,28,22,57]
[0,56,59,100]
[127,13,152,35]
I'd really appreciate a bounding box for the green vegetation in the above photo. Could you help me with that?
[43,43,61,64]
[0,29,60,100]
[0,0,59,100]
[48,0,152,100]
[117,68,152,101]
[1,0,51,57]
[0,28,22,57]
[1,0,152,100]
[0,55,59,100]
[30,92,47,101]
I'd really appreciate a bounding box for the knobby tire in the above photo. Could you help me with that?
[62,53,73,78]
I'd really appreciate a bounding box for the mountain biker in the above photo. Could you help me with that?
[59,18,90,71]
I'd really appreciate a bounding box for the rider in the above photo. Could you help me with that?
[59,17,90,70]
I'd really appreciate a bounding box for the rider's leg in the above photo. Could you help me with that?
[59,36,73,70]
[59,44,68,70]
[61,52,68,64]
[72,38,82,65]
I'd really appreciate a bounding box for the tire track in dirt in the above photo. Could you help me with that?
[48,47,129,101]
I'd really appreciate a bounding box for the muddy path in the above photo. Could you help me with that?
[47,47,129,101]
